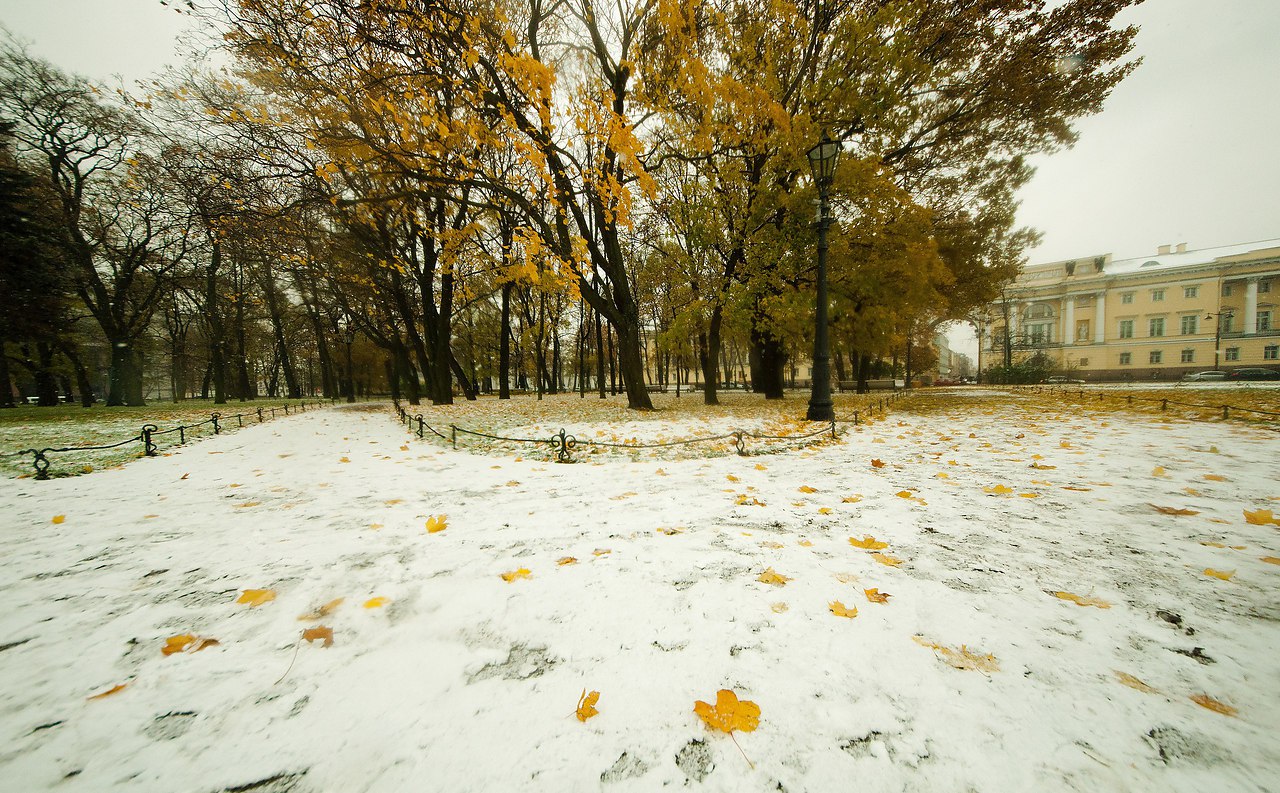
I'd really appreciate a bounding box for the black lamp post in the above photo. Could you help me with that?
[343,322,356,403]
[805,131,841,422]
[1206,309,1234,371]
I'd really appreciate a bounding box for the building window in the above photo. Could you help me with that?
[1149,317,1165,337]
[1076,320,1089,341]
[1261,280,1272,294]
[1181,349,1194,363]
[1149,350,1162,364]
[1184,286,1199,298]
[1027,323,1052,344]
[1222,284,1233,297]
[1265,345,1279,360]
[1118,319,1134,338]
[1078,358,1090,367]
[1222,314,1234,333]
[1225,347,1240,361]
[1118,352,1131,365]
[1259,311,1272,332]
[1121,292,1134,304]
[1180,315,1198,335]
[1152,289,1165,302]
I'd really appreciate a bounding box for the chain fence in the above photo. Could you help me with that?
[391,389,911,462]
[9,399,337,480]
[1010,384,1280,423]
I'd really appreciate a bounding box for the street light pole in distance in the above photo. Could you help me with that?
[805,131,842,422]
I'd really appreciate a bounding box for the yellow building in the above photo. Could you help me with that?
[980,239,1280,380]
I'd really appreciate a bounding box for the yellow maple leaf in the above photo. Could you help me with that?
[1114,671,1157,693]
[912,635,999,672]
[1053,591,1111,609]
[1190,693,1237,717]
[849,535,888,550]
[302,626,334,647]
[1243,508,1280,526]
[501,568,532,582]
[1261,556,1280,565]
[770,602,788,613]
[575,689,600,722]
[797,539,813,547]
[1203,568,1235,581]
[818,507,833,515]
[757,568,790,586]
[339,456,350,463]
[694,689,760,734]
[1030,462,1057,470]
[1204,474,1227,482]
[298,598,344,621]
[657,527,684,535]
[829,600,858,618]
[235,501,262,508]
[51,515,65,524]
[1018,493,1041,499]
[557,556,578,565]
[895,490,913,499]
[162,634,219,656]
[870,553,904,567]
[842,495,862,503]
[871,459,886,468]
[754,463,767,471]
[236,589,276,607]
[864,588,892,603]
[983,484,1014,495]
[592,548,611,556]
[726,474,739,482]
[1151,466,1167,477]
[1151,504,1199,516]
[87,683,129,700]
[363,597,389,609]
[426,515,448,533]
[798,485,818,493]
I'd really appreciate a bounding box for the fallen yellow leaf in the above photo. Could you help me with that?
[912,635,999,672]
[797,539,813,547]
[864,588,892,603]
[162,634,219,656]
[757,568,790,586]
[829,600,858,618]
[870,552,904,567]
[1261,556,1280,565]
[770,602,788,613]
[818,507,833,515]
[1203,568,1235,581]
[895,490,913,499]
[501,568,532,582]
[849,535,887,550]
[1243,508,1280,526]
[694,689,760,735]
[754,463,767,471]
[575,689,600,722]
[1151,504,1200,516]
[51,515,65,524]
[298,598,344,621]
[1204,474,1227,482]
[1053,591,1111,609]
[799,485,817,493]
[1190,693,1237,717]
[363,597,389,609]
[87,683,129,700]
[1114,671,1157,693]
[983,485,1013,495]
[1151,466,1167,477]
[236,589,276,607]
[425,514,447,533]
[842,495,862,503]
[302,626,334,647]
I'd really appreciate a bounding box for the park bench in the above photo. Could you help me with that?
[837,379,902,392]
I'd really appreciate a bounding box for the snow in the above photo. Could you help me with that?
[1,392,1278,792]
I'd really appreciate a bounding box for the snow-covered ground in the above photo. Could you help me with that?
[1,392,1277,792]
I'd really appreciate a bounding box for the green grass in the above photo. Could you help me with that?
[0,397,335,479]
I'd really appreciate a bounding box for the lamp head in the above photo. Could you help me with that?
[806,131,841,186]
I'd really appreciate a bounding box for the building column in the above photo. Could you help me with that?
[1063,297,1075,344]
[1094,292,1106,343]
[1008,302,1020,342]
[1244,278,1259,335]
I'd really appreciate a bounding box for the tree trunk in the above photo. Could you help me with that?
[0,340,13,408]
[750,327,786,399]
[616,320,653,411]
[499,281,513,399]
[594,309,606,399]
[701,306,723,405]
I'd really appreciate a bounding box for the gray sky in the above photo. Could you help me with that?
[3,0,1277,359]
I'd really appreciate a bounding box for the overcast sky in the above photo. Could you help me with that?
[2,0,1277,358]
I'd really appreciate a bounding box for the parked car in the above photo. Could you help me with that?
[1181,370,1227,381]
[1225,367,1280,381]
[1042,375,1085,384]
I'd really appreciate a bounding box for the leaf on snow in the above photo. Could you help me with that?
[501,568,532,582]
[848,535,887,550]
[1190,693,1237,717]
[912,635,999,672]
[302,626,334,647]
[162,634,219,656]
[51,515,65,524]
[798,485,818,493]
[87,683,129,700]
[236,589,276,607]
[870,459,886,468]
[1261,556,1280,565]
[1151,466,1167,477]
[864,588,891,603]
[1053,591,1111,609]
[694,689,760,734]
[363,597,389,609]
[1243,508,1280,526]
[1151,504,1200,516]
[426,514,447,533]
[1203,568,1235,581]
[829,600,858,618]
[842,495,862,503]
[1114,671,1157,693]
[1203,474,1227,482]
[575,689,600,722]
[757,568,790,586]
[870,552,904,567]
[299,598,344,621]
[770,602,788,613]
[983,485,1013,495]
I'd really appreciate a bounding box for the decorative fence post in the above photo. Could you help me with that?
[141,424,158,456]
[257,407,264,423]
[22,448,51,480]
[450,425,457,450]
[416,415,425,439]
[211,413,221,434]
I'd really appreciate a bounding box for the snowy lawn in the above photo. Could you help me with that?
[1,391,1277,792]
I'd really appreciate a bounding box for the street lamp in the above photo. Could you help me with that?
[342,321,357,403]
[805,131,842,422]
[1205,309,1234,371]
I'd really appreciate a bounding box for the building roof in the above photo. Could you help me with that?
[1017,238,1280,287]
